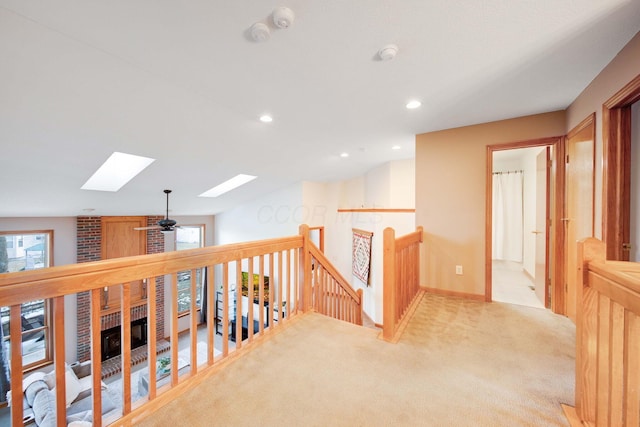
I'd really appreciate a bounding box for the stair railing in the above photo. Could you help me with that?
[382,226,424,342]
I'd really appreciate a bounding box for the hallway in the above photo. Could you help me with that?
[134,293,575,426]
[492,260,545,309]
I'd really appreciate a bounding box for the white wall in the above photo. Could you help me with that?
[211,159,416,325]
[324,159,416,324]
[0,217,78,363]
[214,184,303,246]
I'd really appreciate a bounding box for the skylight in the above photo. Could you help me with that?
[199,174,257,198]
[81,152,155,192]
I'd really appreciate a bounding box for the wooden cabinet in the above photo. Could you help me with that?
[100,216,148,311]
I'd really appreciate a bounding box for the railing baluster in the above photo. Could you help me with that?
[52,296,66,427]
[222,262,229,356]
[90,288,104,425]
[147,276,158,400]
[170,273,179,387]
[247,257,254,342]
[269,253,275,328]
[190,268,198,372]
[235,262,242,347]
[121,283,132,414]
[207,266,215,365]
[259,255,265,334]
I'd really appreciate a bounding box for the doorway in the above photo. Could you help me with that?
[486,137,564,312]
[491,147,547,308]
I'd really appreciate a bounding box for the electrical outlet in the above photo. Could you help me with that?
[455,265,463,275]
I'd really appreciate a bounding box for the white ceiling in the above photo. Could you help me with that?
[1,1,639,217]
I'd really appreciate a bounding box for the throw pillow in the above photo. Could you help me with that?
[32,388,56,427]
[22,371,46,391]
[43,366,82,407]
[24,380,48,407]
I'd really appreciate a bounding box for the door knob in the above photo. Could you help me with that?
[531,231,542,234]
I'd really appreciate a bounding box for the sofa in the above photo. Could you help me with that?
[20,361,116,426]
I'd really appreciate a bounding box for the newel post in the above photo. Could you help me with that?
[299,224,312,312]
[382,227,396,341]
[575,237,605,423]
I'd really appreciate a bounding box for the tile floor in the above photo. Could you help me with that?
[492,260,545,309]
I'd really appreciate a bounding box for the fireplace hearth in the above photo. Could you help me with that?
[101,317,148,361]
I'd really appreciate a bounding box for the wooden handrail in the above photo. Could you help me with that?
[563,237,640,426]
[382,226,424,342]
[308,240,363,325]
[0,226,368,426]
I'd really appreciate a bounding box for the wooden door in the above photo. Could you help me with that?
[534,148,550,307]
[101,216,147,309]
[564,116,595,322]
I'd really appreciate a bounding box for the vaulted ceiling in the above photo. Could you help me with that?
[1,1,639,217]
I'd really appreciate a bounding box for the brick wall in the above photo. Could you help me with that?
[75,216,165,362]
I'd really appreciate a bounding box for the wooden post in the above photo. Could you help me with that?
[356,288,363,326]
[9,305,23,427]
[299,224,311,312]
[575,237,605,423]
[52,296,66,427]
[91,288,104,423]
[383,227,396,341]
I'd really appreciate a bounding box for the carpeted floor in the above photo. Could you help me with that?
[135,293,575,427]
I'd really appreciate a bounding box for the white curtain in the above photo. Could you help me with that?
[492,171,523,262]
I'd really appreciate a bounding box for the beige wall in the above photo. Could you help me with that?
[415,112,565,297]
[566,31,640,239]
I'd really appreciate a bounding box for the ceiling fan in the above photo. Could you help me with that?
[134,189,179,233]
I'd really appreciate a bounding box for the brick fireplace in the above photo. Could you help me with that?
[76,216,165,362]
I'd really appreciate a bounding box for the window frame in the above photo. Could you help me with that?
[0,229,54,371]
[174,225,205,315]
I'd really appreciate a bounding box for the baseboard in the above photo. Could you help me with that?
[522,268,534,283]
[561,404,583,427]
[421,286,485,301]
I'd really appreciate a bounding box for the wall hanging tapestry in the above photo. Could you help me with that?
[352,228,373,285]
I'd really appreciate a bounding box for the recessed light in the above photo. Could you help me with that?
[81,152,155,192]
[199,174,257,198]
[259,115,273,123]
[340,152,349,158]
[392,145,401,150]
[406,100,422,109]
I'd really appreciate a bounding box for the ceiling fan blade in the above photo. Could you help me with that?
[134,226,161,231]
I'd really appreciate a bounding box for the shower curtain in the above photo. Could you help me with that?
[492,171,523,262]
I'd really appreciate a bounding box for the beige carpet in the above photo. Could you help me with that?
[135,293,575,427]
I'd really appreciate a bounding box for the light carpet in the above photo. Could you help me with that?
[134,294,575,426]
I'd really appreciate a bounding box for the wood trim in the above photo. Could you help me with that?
[602,73,640,261]
[352,228,373,237]
[422,286,485,301]
[337,208,415,213]
[486,136,564,312]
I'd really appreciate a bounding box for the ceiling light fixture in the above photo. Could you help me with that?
[259,115,273,123]
[406,100,422,109]
[340,152,349,158]
[81,152,155,192]
[250,22,271,42]
[392,145,401,150]
[272,7,295,29]
[199,174,257,198]
[378,44,398,61]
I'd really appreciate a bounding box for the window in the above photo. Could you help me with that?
[0,231,53,369]
[175,226,205,313]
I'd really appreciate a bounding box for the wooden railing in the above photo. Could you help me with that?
[308,245,363,326]
[563,237,640,426]
[382,226,424,342]
[0,224,363,426]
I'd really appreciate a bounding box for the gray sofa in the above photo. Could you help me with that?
[21,361,116,426]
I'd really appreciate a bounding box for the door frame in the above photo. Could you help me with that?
[485,136,565,313]
[602,73,640,261]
